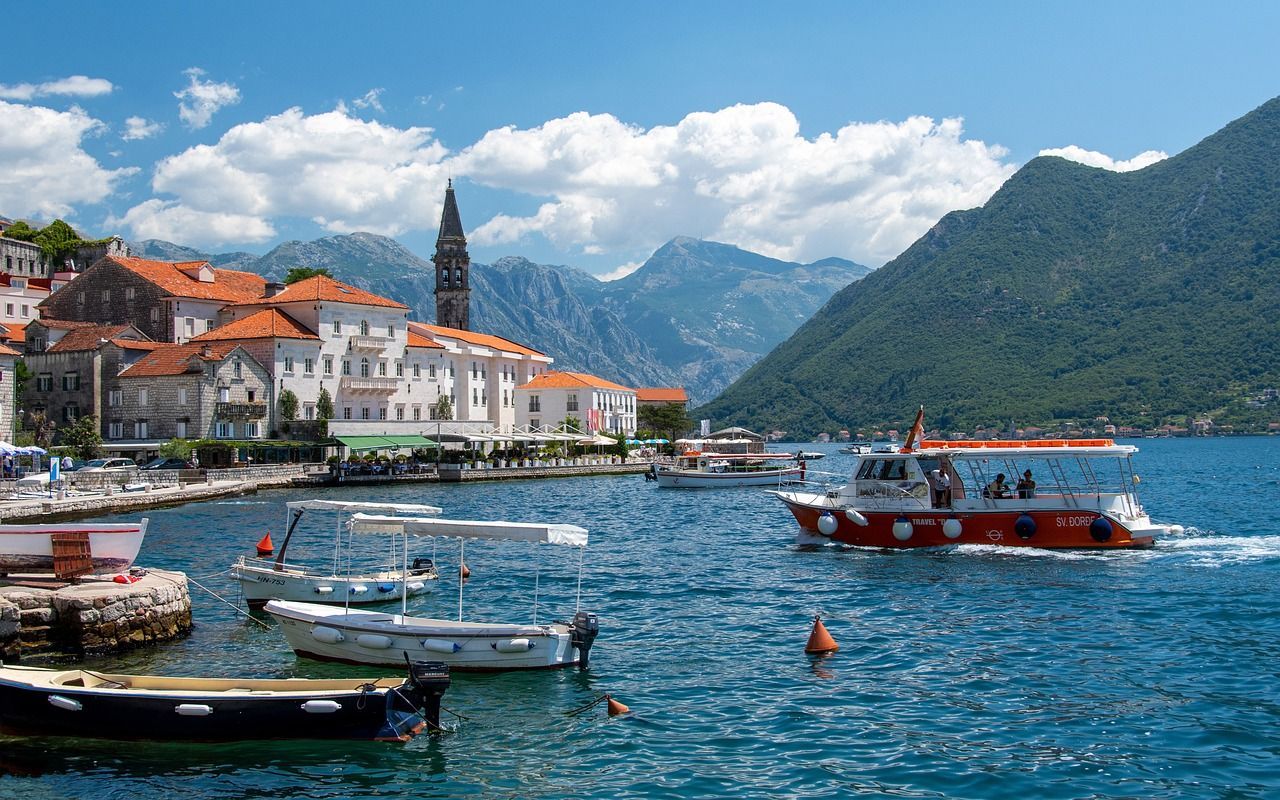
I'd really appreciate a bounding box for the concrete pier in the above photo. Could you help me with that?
[0,569,191,660]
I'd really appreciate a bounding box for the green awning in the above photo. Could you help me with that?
[336,435,438,453]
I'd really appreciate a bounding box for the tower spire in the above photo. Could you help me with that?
[433,181,471,330]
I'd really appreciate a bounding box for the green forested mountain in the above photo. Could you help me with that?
[699,96,1280,436]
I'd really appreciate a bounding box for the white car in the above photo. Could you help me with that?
[77,458,138,473]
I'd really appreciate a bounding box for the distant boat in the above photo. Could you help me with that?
[652,452,804,488]
[0,521,147,577]
[838,443,873,455]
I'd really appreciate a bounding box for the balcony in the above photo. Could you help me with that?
[216,401,268,419]
[349,335,390,351]
[340,376,400,394]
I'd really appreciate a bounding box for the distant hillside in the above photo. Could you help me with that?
[699,96,1280,435]
[131,234,869,403]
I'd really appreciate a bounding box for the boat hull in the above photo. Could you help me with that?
[232,559,437,609]
[656,467,802,488]
[0,522,147,574]
[0,667,432,742]
[265,600,581,671]
[777,494,1156,549]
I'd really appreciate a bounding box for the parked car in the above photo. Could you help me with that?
[57,459,87,472]
[139,457,189,471]
[77,458,138,473]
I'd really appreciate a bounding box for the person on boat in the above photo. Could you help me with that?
[984,473,1009,499]
[929,464,952,507]
[1016,469,1037,499]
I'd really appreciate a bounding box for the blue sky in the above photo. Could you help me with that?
[2,1,1278,277]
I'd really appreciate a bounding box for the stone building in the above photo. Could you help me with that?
[21,320,154,427]
[38,256,266,343]
[0,342,19,442]
[0,229,128,278]
[433,180,471,331]
[515,371,637,435]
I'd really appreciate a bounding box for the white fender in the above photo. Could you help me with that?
[302,700,343,714]
[816,513,839,535]
[349,585,369,595]
[422,638,460,654]
[406,581,426,592]
[175,704,213,716]
[356,634,394,650]
[942,517,963,539]
[844,508,869,527]
[311,626,345,644]
[892,517,914,541]
[48,695,82,711]
[493,638,533,653]
[314,586,334,595]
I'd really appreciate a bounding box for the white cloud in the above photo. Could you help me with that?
[0,75,114,100]
[123,116,163,141]
[117,106,449,247]
[1037,145,1168,172]
[0,100,137,218]
[174,68,240,130]
[353,88,385,113]
[597,261,642,281]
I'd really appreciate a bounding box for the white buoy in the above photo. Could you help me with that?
[817,513,839,535]
[844,508,869,526]
[942,517,963,539]
[892,517,913,541]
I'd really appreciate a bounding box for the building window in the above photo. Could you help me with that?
[284,356,294,373]
[109,422,123,439]
[395,406,404,421]
[361,407,370,420]
[206,320,214,332]
[185,318,195,337]
[428,363,436,379]
[125,287,136,301]
[413,363,420,379]
[62,404,80,422]
[247,390,255,402]
[150,307,159,323]
[378,361,387,377]
[530,418,540,429]
[412,406,421,421]
[37,373,52,391]
[395,362,403,378]
[333,319,341,335]
[324,357,334,375]
[304,357,314,375]
[360,359,369,378]
[359,320,369,336]
[62,372,80,391]
[245,422,259,438]
[472,388,478,406]
[234,360,242,378]
[378,407,387,420]
[20,305,28,318]
[137,420,148,439]
[481,389,486,406]
[529,395,540,412]
[216,421,232,438]
[218,387,230,402]
[138,388,148,406]
[108,389,122,407]
[567,394,578,412]
[178,388,187,405]
[77,291,85,305]
[471,361,477,379]
[343,407,352,420]
[342,360,351,376]
[441,268,449,287]
[387,324,395,338]
[4,304,11,316]
[304,404,314,420]
[176,421,188,438]
[503,389,508,408]
[102,289,111,302]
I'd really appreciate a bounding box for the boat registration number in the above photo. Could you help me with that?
[256,576,287,585]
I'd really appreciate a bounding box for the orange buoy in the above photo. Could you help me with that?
[460,562,471,579]
[606,694,630,716]
[255,532,274,557]
[805,615,839,655]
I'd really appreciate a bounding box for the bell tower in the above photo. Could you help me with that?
[432,179,470,330]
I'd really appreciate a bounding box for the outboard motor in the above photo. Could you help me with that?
[410,557,436,575]
[569,611,599,670]
[405,659,451,733]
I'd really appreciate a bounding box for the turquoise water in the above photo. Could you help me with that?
[2,437,1278,799]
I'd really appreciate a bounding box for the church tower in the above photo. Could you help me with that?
[432,179,470,330]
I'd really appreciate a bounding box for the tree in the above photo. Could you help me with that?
[284,266,334,285]
[2,221,37,241]
[434,395,454,421]
[279,389,299,421]
[158,438,192,459]
[638,402,692,441]
[27,411,54,450]
[559,415,583,434]
[14,360,31,402]
[315,387,334,420]
[60,415,103,460]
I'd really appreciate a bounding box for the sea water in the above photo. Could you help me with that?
[1,437,1277,799]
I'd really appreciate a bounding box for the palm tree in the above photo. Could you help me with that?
[29,411,55,449]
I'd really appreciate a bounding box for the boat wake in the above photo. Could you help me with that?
[1152,525,1280,567]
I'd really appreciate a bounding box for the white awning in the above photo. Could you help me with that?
[285,500,443,515]
[350,514,588,547]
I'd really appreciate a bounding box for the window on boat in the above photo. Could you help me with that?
[881,460,908,481]
[856,459,881,480]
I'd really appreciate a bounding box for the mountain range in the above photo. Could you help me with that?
[699,96,1280,436]
[130,234,870,404]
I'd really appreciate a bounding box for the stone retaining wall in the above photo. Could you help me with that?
[0,570,191,659]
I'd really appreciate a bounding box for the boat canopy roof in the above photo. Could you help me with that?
[912,439,1137,457]
[285,499,444,515]
[349,514,588,547]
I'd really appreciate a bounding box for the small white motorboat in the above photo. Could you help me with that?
[231,500,441,609]
[265,515,599,671]
[0,520,148,577]
[653,452,803,488]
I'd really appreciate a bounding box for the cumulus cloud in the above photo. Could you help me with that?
[1038,145,1167,172]
[123,116,163,141]
[116,101,1020,263]
[0,75,114,100]
[117,105,449,248]
[353,88,385,113]
[597,261,643,281]
[174,68,240,130]
[0,100,136,218]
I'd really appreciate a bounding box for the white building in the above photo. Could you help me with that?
[515,371,637,435]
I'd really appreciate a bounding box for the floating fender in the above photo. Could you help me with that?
[311,626,345,644]
[422,638,461,654]
[377,583,396,593]
[1014,514,1037,540]
[48,695,82,712]
[844,508,869,527]
[892,516,913,542]
[302,700,343,714]
[817,513,838,536]
[314,586,334,595]
[174,704,213,716]
[942,516,963,539]
[492,638,534,653]
[1090,516,1114,543]
[356,634,395,650]
[349,585,369,595]
[406,581,426,592]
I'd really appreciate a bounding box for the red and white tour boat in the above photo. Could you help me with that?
[774,418,1167,548]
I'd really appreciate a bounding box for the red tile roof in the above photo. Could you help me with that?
[0,342,20,357]
[47,324,140,352]
[0,321,27,343]
[411,321,544,356]
[231,275,407,310]
[34,319,96,331]
[107,256,267,303]
[407,328,444,349]
[191,308,319,341]
[518,371,633,392]
[635,387,688,403]
[118,341,245,377]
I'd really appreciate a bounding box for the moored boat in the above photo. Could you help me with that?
[775,432,1168,549]
[653,453,803,488]
[265,515,599,671]
[0,659,451,742]
[0,521,148,576]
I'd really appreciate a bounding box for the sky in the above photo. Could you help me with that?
[2,1,1278,279]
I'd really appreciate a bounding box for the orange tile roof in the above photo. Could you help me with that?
[107,256,267,303]
[191,308,319,341]
[411,321,545,356]
[112,339,165,351]
[231,274,407,310]
[407,328,444,349]
[518,371,633,392]
[0,321,27,343]
[118,341,245,377]
[33,319,96,331]
[47,324,140,352]
[0,342,20,357]
[635,387,688,403]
